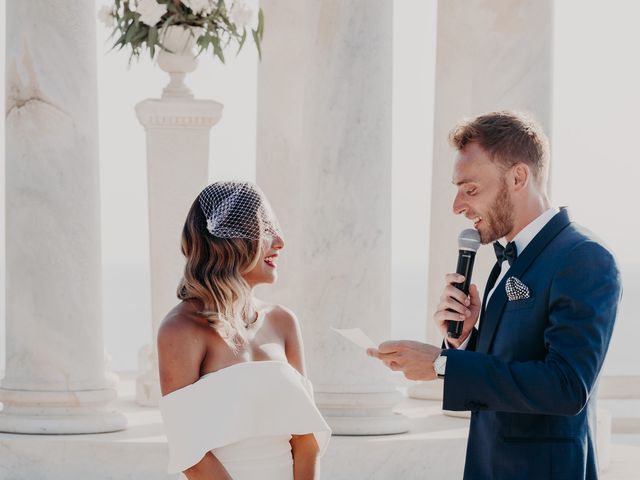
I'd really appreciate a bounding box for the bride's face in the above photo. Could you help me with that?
[242,234,285,288]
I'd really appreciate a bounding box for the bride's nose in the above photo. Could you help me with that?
[272,234,284,250]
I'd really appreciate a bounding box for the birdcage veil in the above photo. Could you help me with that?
[197,181,282,240]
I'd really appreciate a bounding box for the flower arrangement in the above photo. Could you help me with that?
[98,0,264,62]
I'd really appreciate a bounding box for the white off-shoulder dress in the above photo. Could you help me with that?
[160,360,331,479]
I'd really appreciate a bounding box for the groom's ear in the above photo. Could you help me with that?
[511,163,530,192]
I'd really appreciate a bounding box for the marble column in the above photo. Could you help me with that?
[0,1,126,433]
[409,0,553,399]
[256,0,408,434]
[135,95,222,406]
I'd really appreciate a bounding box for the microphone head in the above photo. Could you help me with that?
[458,228,481,252]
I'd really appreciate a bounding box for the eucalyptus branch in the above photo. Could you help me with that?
[101,0,264,64]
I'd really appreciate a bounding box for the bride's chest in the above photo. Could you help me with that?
[202,325,288,372]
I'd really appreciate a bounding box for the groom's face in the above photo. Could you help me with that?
[452,142,515,244]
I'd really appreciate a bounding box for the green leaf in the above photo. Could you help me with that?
[124,23,137,44]
[212,36,226,64]
[252,29,262,60]
[148,26,158,45]
[236,29,247,55]
[257,8,265,39]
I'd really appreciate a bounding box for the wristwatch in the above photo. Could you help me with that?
[434,353,447,378]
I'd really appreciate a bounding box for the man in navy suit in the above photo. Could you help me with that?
[368,111,621,479]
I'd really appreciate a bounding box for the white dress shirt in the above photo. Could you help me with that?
[449,206,561,350]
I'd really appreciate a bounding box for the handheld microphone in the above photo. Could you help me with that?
[447,228,481,338]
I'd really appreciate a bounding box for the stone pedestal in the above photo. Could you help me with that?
[256,0,407,435]
[411,0,553,399]
[0,0,125,433]
[135,98,222,406]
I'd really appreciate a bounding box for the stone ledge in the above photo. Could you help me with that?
[599,376,640,399]
[0,375,638,479]
[600,399,640,434]
[0,375,470,480]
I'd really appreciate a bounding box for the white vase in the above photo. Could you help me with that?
[157,25,203,99]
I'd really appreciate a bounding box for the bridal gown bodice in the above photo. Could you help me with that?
[160,360,331,479]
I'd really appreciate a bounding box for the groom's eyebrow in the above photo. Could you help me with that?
[452,179,472,186]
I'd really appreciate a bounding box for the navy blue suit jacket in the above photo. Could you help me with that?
[442,208,621,480]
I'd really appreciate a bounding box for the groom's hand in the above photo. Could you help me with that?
[433,273,481,348]
[367,341,442,381]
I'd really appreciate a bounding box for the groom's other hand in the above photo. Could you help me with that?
[367,341,442,381]
[433,273,481,348]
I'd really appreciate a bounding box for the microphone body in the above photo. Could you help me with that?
[446,229,481,339]
[446,250,476,338]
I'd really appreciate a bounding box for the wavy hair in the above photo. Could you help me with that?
[448,111,550,189]
[177,196,263,348]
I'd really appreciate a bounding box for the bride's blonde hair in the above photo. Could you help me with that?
[177,197,262,348]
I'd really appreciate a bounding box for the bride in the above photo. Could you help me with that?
[158,181,331,479]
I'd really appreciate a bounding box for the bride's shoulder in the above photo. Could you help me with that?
[158,301,211,395]
[158,301,209,344]
[257,301,306,373]
[258,301,301,338]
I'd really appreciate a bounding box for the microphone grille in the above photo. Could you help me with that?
[458,228,481,252]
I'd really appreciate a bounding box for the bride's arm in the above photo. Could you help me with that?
[272,306,321,480]
[158,315,233,480]
[291,434,320,480]
[182,452,233,480]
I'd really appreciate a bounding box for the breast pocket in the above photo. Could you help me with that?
[503,296,536,312]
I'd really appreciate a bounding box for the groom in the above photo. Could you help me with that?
[368,111,621,480]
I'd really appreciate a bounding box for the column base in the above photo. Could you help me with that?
[0,388,127,434]
[407,379,444,400]
[325,413,410,435]
[408,380,470,419]
[315,390,410,435]
[0,411,127,434]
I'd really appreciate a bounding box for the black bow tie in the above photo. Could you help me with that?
[493,241,518,266]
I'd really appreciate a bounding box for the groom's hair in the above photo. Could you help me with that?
[448,111,550,189]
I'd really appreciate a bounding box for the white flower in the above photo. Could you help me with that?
[228,0,259,30]
[181,0,215,16]
[137,0,168,26]
[98,5,115,29]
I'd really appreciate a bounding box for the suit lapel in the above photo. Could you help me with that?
[478,261,501,338]
[476,208,572,353]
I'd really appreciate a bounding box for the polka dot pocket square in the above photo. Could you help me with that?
[505,276,531,301]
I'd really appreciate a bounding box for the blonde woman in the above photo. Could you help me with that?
[158,181,330,480]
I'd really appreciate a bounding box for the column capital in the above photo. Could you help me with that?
[135,98,223,129]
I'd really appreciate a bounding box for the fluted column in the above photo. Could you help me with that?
[135,96,222,406]
[409,0,553,399]
[256,0,407,434]
[0,0,125,433]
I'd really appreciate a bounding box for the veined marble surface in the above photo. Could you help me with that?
[1,0,124,433]
[256,0,406,434]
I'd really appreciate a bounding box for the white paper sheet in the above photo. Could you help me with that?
[331,327,415,385]
[331,327,377,350]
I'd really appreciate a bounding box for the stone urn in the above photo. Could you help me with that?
[157,25,203,99]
